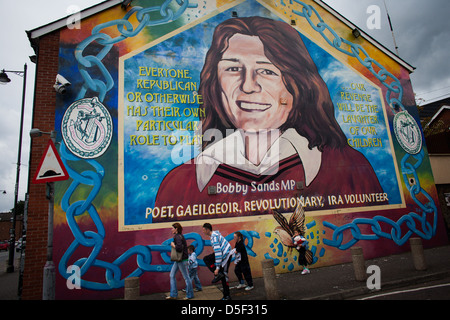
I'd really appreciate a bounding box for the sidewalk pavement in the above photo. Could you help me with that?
[0,257,20,300]
[1,244,449,300]
[140,244,450,300]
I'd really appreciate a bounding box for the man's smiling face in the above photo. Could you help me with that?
[217,33,294,131]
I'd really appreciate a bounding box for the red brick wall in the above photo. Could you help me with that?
[0,219,23,241]
[22,30,60,300]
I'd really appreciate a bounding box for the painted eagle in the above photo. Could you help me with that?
[272,202,306,253]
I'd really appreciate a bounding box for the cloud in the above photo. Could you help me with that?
[322,0,450,102]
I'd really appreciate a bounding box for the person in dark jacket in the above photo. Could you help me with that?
[233,231,254,291]
[167,223,194,300]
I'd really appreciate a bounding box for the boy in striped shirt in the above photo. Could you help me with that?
[202,223,233,300]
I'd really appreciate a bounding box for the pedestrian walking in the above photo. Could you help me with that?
[202,223,233,300]
[166,223,194,300]
[233,231,254,291]
[293,228,311,274]
[186,245,202,292]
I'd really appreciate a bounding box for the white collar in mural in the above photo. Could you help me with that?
[195,128,322,192]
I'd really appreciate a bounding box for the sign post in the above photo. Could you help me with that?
[42,181,55,300]
[32,137,69,300]
[32,139,69,184]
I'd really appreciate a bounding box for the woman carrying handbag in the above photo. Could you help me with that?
[167,223,194,300]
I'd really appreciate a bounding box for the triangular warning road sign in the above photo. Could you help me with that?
[32,139,69,184]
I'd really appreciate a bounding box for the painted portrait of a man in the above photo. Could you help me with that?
[154,16,386,221]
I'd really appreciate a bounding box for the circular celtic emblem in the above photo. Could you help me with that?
[62,97,113,159]
[393,111,422,154]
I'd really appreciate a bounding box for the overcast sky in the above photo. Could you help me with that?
[0,0,449,212]
[323,0,450,103]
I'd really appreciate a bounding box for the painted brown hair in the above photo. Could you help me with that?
[198,16,347,151]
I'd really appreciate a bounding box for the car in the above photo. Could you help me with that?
[0,241,9,251]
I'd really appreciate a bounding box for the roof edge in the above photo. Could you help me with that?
[424,105,450,129]
[26,0,123,40]
[26,0,415,73]
[313,0,415,73]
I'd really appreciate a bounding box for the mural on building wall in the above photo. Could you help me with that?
[121,12,399,229]
[52,0,447,298]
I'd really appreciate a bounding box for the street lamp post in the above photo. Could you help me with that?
[0,64,27,273]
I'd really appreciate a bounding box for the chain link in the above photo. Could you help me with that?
[285,0,438,249]
[290,0,405,112]
[74,0,197,101]
[59,0,204,290]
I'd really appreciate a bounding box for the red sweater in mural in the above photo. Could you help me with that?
[153,144,387,223]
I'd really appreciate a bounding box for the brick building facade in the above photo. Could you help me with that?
[22,31,60,299]
[0,213,23,242]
